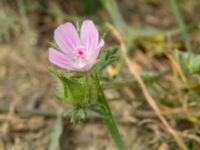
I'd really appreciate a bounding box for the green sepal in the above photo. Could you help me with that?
[49,67,98,106]
[63,103,110,125]
[63,107,87,125]
[48,42,60,51]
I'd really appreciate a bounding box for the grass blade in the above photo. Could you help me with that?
[170,0,192,54]
[48,114,63,150]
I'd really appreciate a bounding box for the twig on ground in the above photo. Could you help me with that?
[165,53,187,82]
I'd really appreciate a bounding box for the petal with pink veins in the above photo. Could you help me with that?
[54,23,80,56]
[48,48,75,70]
[75,61,97,72]
[91,39,105,60]
[80,20,99,52]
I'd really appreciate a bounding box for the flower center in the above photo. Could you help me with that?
[76,47,86,59]
[72,46,88,66]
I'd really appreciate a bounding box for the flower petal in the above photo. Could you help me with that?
[80,20,99,51]
[54,22,80,56]
[91,39,104,60]
[74,61,97,72]
[48,48,75,70]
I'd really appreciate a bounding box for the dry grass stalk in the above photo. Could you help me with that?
[106,22,188,150]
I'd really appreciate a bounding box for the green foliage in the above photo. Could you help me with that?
[88,103,109,119]
[175,50,200,76]
[48,114,63,150]
[189,55,200,74]
[49,67,98,107]
[97,46,120,72]
[62,102,110,125]
[172,139,195,150]
[175,50,190,74]
[17,0,30,36]
[0,1,18,42]
[64,107,87,125]
[83,0,102,15]
[170,0,192,53]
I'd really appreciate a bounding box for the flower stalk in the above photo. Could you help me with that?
[92,71,127,150]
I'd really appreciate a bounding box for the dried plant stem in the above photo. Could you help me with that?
[165,53,187,82]
[106,23,188,150]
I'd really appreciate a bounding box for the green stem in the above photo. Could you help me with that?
[93,71,127,150]
[170,0,192,55]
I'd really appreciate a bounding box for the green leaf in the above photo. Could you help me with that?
[190,55,200,74]
[175,50,200,76]
[98,46,120,72]
[175,50,190,74]
[48,114,63,150]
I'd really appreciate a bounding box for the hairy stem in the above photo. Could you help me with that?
[93,71,127,150]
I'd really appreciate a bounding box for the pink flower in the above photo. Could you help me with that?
[48,20,104,72]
